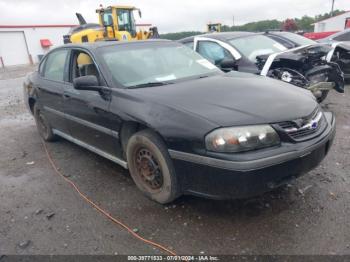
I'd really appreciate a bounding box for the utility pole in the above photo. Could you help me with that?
[232,15,235,26]
[331,0,335,16]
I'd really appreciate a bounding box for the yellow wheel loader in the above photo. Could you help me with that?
[63,5,159,44]
[207,23,222,33]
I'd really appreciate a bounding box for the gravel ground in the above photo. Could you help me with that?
[0,66,349,256]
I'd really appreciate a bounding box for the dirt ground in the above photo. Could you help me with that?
[0,66,349,256]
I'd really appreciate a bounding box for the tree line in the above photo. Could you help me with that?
[160,9,345,40]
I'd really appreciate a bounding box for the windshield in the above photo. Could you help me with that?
[278,32,316,46]
[228,35,287,63]
[100,43,220,87]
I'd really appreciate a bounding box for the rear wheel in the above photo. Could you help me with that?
[33,104,57,142]
[126,130,180,204]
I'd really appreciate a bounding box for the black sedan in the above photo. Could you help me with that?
[179,32,345,102]
[24,40,335,203]
[265,31,350,81]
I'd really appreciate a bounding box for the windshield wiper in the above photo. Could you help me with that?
[128,81,174,89]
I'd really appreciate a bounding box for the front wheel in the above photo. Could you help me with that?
[126,130,180,204]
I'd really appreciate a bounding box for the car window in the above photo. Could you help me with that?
[71,51,99,82]
[99,43,220,87]
[229,35,287,63]
[267,35,295,49]
[333,31,350,41]
[43,49,69,81]
[197,41,233,65]
[183,41,194,50]
[38,57,47,76]
[278,32,316,46]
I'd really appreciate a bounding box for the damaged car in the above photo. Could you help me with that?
[179,32,345,102]
[24,40,335,204]
[265,31,350,82]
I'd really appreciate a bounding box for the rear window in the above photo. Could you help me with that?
[333,31,350,41]
[278,32,316,46]
[43,49,69,81]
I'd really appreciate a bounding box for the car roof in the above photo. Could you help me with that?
[59,39,173,50]
[180,31,259,42]
[266,31,289,35]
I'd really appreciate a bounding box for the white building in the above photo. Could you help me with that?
[314,11,350,32]
[0,24,75,67]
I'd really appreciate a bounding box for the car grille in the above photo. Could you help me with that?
[276,109,325,142]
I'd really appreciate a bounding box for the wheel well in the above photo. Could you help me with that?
[29,98,36,113]
[120,122,148,154]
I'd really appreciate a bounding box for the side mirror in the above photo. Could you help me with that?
[73,75,101,91]
[219,58,237,72]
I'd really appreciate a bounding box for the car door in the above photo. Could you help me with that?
[36,48,70,134]
[63,48,120,156]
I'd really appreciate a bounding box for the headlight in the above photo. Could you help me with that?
[205,125,280,153]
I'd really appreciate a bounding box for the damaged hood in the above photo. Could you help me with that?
[258,44,345,93]
[258,44,332,74]
[130,73,318,127]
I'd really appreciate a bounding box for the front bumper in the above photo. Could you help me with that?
[169,112,335,199]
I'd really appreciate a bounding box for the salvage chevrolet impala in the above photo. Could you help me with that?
[24,40,335,204]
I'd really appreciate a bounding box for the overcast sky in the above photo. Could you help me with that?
[0,0,348,33]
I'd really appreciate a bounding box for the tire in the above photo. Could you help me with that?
[317,90,329,103]
[126,129,180,204]
[33,104,57,142]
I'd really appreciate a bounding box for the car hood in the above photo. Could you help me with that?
[129,72,318,127]
[257,44,332,70]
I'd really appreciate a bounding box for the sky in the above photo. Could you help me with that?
[0,0,349,33]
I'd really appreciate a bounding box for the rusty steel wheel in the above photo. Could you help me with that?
[127,129,180,204]
[135,148,163,191]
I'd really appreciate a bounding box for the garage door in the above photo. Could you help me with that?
[0,31,29,67]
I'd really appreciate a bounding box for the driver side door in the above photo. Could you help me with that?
[63,48,120,156]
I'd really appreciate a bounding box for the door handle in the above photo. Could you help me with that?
[63,89,79,99]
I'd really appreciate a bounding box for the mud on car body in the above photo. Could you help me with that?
[265,31,350,82]
[179,32,345,102]
[24,40,335,204]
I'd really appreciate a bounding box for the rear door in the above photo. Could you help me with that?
[63,48,119,156]
[36,48,70,134]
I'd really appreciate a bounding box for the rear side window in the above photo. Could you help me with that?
[43,49,69,81]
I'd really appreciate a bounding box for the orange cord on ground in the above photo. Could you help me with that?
[42,140,177,257]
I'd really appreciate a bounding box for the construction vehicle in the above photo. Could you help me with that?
[207,23,222,33]
[63,5,159,44]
